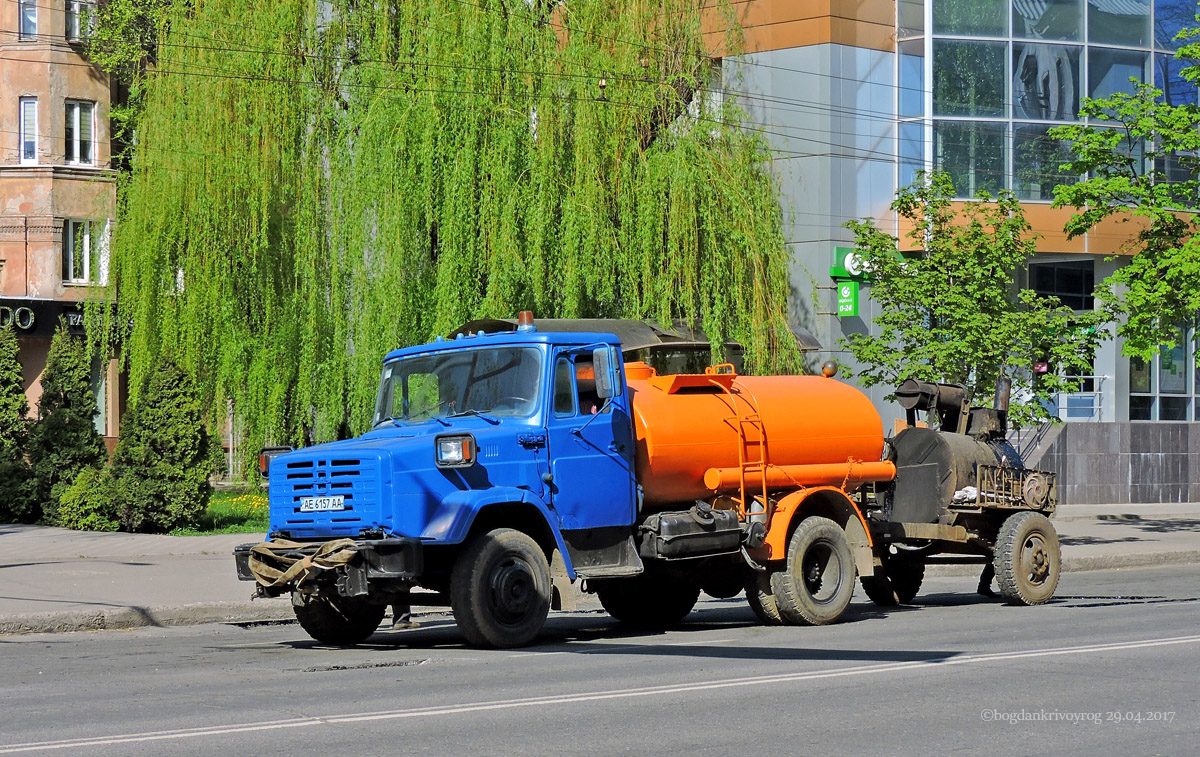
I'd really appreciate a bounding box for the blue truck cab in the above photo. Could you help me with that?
[235,321,657,648]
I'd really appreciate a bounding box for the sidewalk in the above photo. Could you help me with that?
[1,503,1197,636]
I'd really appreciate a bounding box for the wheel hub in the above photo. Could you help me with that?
[490,559,535,622]
[1022,535,1050,584]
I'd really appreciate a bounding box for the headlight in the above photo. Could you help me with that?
[436,434,475,468]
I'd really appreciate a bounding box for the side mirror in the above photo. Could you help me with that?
[592,346,621,400]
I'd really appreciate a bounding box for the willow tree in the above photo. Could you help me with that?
[93,0,798,458]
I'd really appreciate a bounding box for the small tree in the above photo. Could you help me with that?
[28,325,106,522]
[0,327,36,522]
[841,172,1101,428]
[110,355,214,533]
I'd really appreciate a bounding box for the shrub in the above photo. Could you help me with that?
[28,325,106,523]
[57,467,119,532]
[0,326,35,522]
[111,356,214,532]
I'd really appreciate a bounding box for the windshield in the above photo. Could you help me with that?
[373,346,543,427]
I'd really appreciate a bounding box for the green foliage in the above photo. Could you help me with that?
[840,172,1101,428]
[109,356,214,533]
[85,0,174,80]
[90,0,799,467]
[0,327,35,522]
[57,467,120,533]
[170,488,269,535]
[28,326,106,523]
[1049,26,1200,359]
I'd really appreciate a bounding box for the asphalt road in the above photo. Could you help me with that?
[2,565,1198,756]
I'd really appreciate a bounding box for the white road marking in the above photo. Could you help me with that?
[4,633,1199,753]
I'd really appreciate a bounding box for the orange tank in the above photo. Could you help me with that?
[626,363,892,504]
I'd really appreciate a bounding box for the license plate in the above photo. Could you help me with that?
[299,495,345,512]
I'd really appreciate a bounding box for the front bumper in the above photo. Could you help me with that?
[234,537,424,596]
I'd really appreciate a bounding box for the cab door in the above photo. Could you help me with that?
[544,349,636,529]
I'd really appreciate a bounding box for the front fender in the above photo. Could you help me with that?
[421,487,577,578]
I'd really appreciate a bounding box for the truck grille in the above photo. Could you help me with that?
[271,456,384,537]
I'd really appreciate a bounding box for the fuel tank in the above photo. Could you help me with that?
[626,363,890,504]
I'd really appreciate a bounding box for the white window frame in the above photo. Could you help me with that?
[65,1,95,41]
[19,98,37,165]
[64,100,96,166]
[18,0,36,40]
[62,219,109,285]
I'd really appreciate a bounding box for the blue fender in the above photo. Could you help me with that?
[421,487,577,579]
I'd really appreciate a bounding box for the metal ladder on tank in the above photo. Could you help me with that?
[708,371,771,524]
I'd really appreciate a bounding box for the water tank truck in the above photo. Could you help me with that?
[234,315,1059,647]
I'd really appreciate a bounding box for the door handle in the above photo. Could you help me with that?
[608,441,624,453]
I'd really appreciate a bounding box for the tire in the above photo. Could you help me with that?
[450,528,552,648]
[770,517,856,625]
[701,570,746,600]
[859,556,925,606]
[293,594,386,646]
[596,573,700,628]
[745,571,784,625]
[993,511,1060,606]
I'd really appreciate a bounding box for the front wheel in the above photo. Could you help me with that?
[770,517,856,625]
[993,512,1060,606]
[293,594,386,646]
[450,528,552,648]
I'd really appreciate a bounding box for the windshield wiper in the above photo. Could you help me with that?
[448,409,501,425]
[407,402,451,426]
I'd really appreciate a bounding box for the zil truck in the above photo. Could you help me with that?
[234,314,1060,648]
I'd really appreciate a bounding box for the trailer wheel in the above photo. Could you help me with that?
[450,528,552,648]
[993,511,1060,606]
[596,574,700,628]
[293,594,386,646]
[770,516,855,625]
[745,571,784,625]
[860,557,925,606]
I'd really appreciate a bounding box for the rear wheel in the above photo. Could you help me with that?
[993,512,1060,606]
[596,573,700,628]
[293,594,386,646]
[450,528,552,648]
[860,556,925,606]
[770,517,855,625]
[745,571,784,625]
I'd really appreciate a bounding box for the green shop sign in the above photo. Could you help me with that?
[836,281,859,317]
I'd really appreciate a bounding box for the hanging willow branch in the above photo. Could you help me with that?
[90,0,800,465]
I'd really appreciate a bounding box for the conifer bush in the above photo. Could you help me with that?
[56,467,119,532]
[28,326,106,523]
[0,327,35,522]
[110,356,214,533]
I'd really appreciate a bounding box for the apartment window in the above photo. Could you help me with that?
[66,1,95,40]
[19,0,36,39]
[20,98,37,164]
[65,101,95,165]
[62,220,106,284]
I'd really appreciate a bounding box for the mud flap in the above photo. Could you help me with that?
[549,549,577,611]
[842,516,877,577]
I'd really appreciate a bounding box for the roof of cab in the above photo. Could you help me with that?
[382,329,620,363]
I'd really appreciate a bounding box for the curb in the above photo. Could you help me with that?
[2,552,1197,637]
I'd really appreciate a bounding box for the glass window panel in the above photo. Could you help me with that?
[1014,124,1078,199]
[1129,394,1154,419]
[899,0,924,37]
[899,120,926,187]
[899,40,925,118]
[80,103,93,164]
[1160,328,1188,393]
[1088,0,1149,47]
[934,41,1007,116]
[1155,0,1195,49]
[1013,43,1081,120]
[19,0,36,38]
[934,0,1007,36]
[934,120,1008,196]
[1089,48,1148,100]
[1130,355,1153,392]
[553,358,574,415]
[1013,0,1082,41]
[65,104,76,163]
[20,99,36,162]
[1160,397,1189,419]
[1154,53,1198,107]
